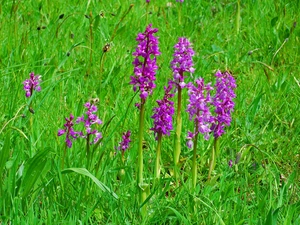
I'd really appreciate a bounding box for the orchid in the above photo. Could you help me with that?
[76,102,103,144]
[23,72,42,98]
[130,24,161,102]
[211,70,237,138]
[58,114,81,148]
[151,83,175,139]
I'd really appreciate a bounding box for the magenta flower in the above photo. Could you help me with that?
[150,83,175,139]
[228,159,233,168]
[186,78,214,147]
[176,0,184,2]
[58,114,81,148]
[23,72,42,98]
[118,130,132,152]
[211,71,237,138]
[170,37,195,89]
[130,24,161,102]
[76,102,103,144]
[186,131,194,149]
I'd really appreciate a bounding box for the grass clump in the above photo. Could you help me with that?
[0,0,299,224]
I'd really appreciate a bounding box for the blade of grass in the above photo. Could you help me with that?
[62,167,118,200]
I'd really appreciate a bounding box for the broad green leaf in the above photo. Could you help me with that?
[62,168,118,200]
[20,148,49,198]
[246,93,263,126]
[0,131,11,181]
[166,206,190,225]
[265,207,280,225]
[271,16,278,27]
[93,15,100,29]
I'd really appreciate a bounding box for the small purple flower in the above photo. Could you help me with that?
[23,72,42,98]
[150,83,175,139]
[228,159,233,168]
[76,102,103,144]
[118,130,132,152]
[186,131,194,149]
[146,0,150,3]
[130,24,161,102]
[170,37,195,89]
[176,0,184,2]
[186,78,214,147]
[211,71,237,138]
[58,114,81,148]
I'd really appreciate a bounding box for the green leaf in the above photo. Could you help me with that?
[93,15,100,29]
[271,17,278,27]
[20,148,49,198]
[62,168,118,200]
[0,131,11,181]
[246,92,263,126]
[265,207,280,225]
[166,206,190,225]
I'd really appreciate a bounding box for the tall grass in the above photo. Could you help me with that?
[1,0,299,224]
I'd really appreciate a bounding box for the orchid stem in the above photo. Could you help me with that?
[208,137,219,180]
[86,134,90,169]
[154,132,162,182]
[174,86,182,180]
[137,100,147,216]
[192,128,199,188]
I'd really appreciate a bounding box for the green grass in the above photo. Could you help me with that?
[1,0,299,224]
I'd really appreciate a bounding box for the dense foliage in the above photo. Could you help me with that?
[0,0,299,224]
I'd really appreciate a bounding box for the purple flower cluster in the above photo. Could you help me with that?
[58,102,103,148]
[211,71,237,138]
[151,83,175,139]
[58,114,81,148]
[170,37,195,88]
[76,102,103,144]
[130,24,161,101]
[118,130,132,152]
[23,72,42,98]
[186,78,213,148]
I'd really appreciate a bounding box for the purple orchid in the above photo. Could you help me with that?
[130,24,161,102]
[151,83,175,139]
[211,71,237,138]
[118,130,132,152]
[170,37,195,89]
[23,72,42,98]
[58,114,81,148]
[186,78,214,147]
[228,159,233,168]
[76,102,103,144]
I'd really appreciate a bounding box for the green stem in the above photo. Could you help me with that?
[110,4,134,42]
[146,3,149,24]
[174,86,182,179]
[208,137,219,180]
[86,134,90,169]
[178,3,182,25]
[88,17,93,75]
[236,0,240,34]
[29,102,33,157]
[154,132,162,181]
[138,100,145,203]
[192,128,199,188]
[118,151,126,180]
[62,145,67,169]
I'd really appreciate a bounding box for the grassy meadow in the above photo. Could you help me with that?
[0,0,299,224]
